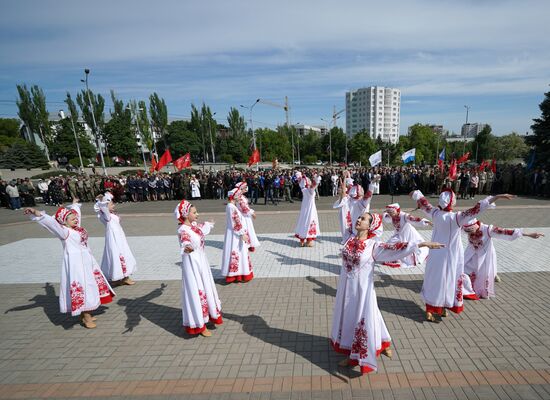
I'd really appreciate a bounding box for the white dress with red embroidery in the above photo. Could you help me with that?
[221,203,253,283]
[382,212,430,268]
[294,181,320,241]
[331,236,422,374]
[178,221,222,334]
[96,201,137,281]
[30,203,114,316]
[333,197,352,244]
[337,184,376,241]
[411,190,495,314]
[237,195,260,250]
[462,224,522,299]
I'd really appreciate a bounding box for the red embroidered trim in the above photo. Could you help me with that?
[307,221,317,236]
[119,255,127,275]
[229,251,240,273]
[342,238,366,273]
[351,318,368,359]
[462,202,481,218]
[70,281,85,312]
[232,210,242,232]
[379,242,408,251]
[492,226,515,236]
[225,272,254,283]
[199,290,208,318]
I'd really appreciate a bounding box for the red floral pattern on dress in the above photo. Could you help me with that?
[248,254,253,272]
[456,275,463,303]
[364,191,373,200]
[73,226,88,246]
[191,224,205,248]
[351,318,368,359]
[470,272,477,288]
[232,210,242,232]
[307,221,317,236]
[391,215,401,232]
[407,215,423,222]
[119,254,127,275]
[379,242,408,251]
[468,229,484,249]
[346,211,352,231]
[229,251,240,273]
[492,226,515,236]
[93,269,110,297]
[462,202,481,218]
[342,238,366,273]
[238,197,251,215]
[199,290,208,318]
[70,281,85,312]
[180,231,192,246]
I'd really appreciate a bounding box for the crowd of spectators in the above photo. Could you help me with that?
[0,163,548,210]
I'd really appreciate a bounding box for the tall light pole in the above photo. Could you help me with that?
[321,117,332,166]
[208,111,217,163]
[463,105,470,155]
[58,110,84,171]
[127,104,148,173]
[240,99,260,170]
[81,69,107,175]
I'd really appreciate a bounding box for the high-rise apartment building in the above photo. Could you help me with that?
[461,123,488,138]
[345,86,400,143]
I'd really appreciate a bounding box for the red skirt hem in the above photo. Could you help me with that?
[463,294,479,300]
[426,304,464,314]
[226,272,254,283]
[184,314,223,335]
[100,292,114,305]
[331,340,391,375]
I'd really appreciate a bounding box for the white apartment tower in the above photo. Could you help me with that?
[345,86,401,143]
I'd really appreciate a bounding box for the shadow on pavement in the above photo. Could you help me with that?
[267,250,339,274]
[117,283,194,339]
[4,282,107,329]
[223,312,356,380]
[306,276,425,323]
[375,273,423,294]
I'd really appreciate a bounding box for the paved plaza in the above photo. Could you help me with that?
[1,195,550,399]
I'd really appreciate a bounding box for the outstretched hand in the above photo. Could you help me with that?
[24,208,41,217]
[72,197,80,204]
[496,194,515,200]
[525,232,544,239]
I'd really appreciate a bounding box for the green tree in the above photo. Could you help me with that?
[407,123,439,164]
[51,117,96,164]
[200,103,217,162]
[227,107,246,136]
[218,107,250,163]
[301,129,322,161]
[256,127,291,162]
[16,84,52,160]
[103,91,138,161]
[493,133,529,162]
[472,125,495,162]
[349,130,375,165]
[0,141,49,169]
[0,118,20,137]
[161,120,201,160]
[149,92,168,148]
[321,127,347,163]
[76,87,105,158]
[528,90,550,167]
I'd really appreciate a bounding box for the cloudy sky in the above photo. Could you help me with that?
[1,0,549,135]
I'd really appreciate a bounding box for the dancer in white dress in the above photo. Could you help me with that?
[382,203,431,268]
[221,188,253,283]
[294,172,320,247]
[334,178,377,241]
[331,212,444,374]
[175,200,223,336]
[410,188,515,322]
[95,192,137,285]
[25,199,114,329]
[234,181,260,251]
[461,218,543,299]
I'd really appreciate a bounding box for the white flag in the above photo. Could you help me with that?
[369,150,382,166]
[401,148,416,164]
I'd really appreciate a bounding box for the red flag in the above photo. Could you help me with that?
[491,158,497,173]
[174,153,191,170]
[248,149,260,167]
[448,159,457,180]
[478,159,488,172]
[437,158,444,171]
[149,155,157,173]
[457,152,470,164]
[155,149,173,171]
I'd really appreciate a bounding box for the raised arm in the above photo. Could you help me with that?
[457,196,497,227]
[358,183,376,212]
[25,208,69,240]
[198,221,214,236]
[95,200,111,222]
[373,241,444,263]
[410,190,435,218]
[403,212,432,228]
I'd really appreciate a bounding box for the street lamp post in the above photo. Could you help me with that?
[59,109,84,171]
[81,69,107,175]
[128,105,148,173]
[240,99,260,170]
[463,105,470,155]
[208,112,217,164]
[321,117,332,166]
